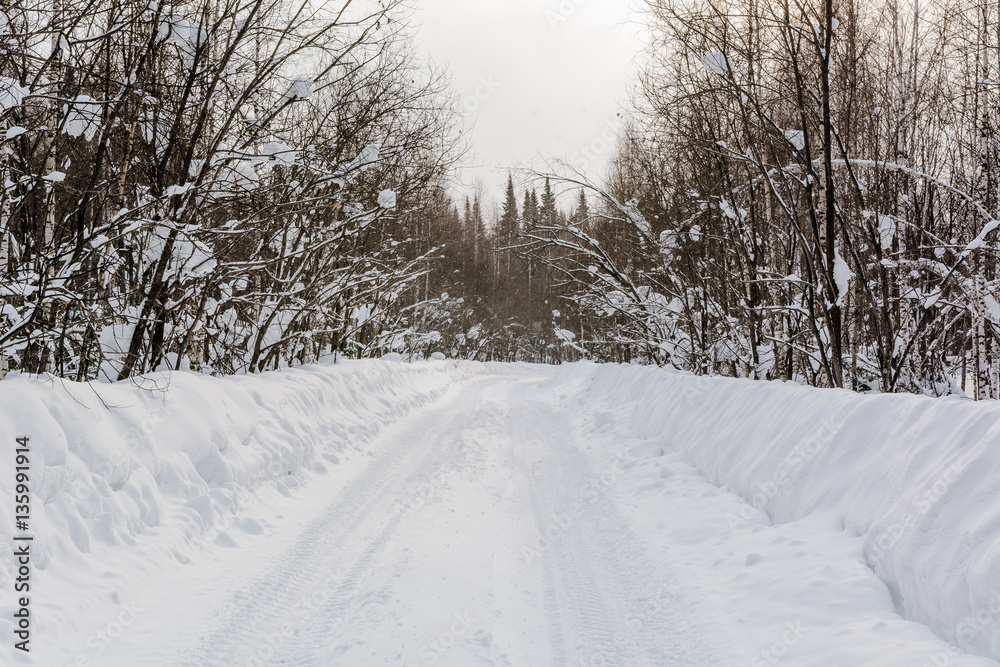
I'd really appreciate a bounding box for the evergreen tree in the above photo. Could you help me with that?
[472,195,485,262]
[573,189,590,223]
[499,174,520,243]
[539,178,558,227]
[463,196,473,257]
[523,189,539,230]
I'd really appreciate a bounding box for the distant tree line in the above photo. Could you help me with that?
[6,0,1000,398]
[397,174,591,364]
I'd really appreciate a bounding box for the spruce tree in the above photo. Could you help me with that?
[523,189,539,230]
[500,174,520,243]
[573,189,589,223]
[472,195,485,262]
[540,177,558,227]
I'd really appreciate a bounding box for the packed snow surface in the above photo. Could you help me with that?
[0,360,998,666]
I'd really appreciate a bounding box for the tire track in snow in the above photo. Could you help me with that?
[517,408,638,666]
[510,377,725,666]
[172,377,503,667]
[99,369,731,666]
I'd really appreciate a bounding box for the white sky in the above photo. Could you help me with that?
[410,0,642,207]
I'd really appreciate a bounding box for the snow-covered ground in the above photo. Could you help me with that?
[1,360,999,666]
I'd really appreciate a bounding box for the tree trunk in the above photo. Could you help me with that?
[820,0,844,388]
[976,275,989,400]
[0,144,10,378]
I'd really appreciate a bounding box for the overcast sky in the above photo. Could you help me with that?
[411,0,642,206]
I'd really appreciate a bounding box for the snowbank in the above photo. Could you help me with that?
[564,363,1000,660]
[0,359,482,655]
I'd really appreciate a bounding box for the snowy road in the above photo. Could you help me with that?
[60,372,722,667]
[28,365,1000,667]
[87,373,725,666]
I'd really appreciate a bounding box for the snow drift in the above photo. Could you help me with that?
[0,359,480,659]
[564,362,1000,660]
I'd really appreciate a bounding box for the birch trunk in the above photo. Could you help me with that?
[0,146,8,379]
[976,275,989,400]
